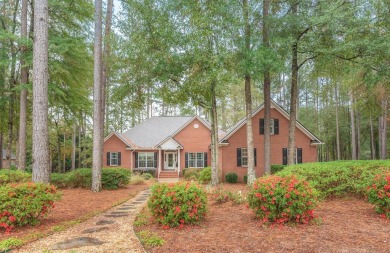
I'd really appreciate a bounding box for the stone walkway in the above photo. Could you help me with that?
[14,190,150,253]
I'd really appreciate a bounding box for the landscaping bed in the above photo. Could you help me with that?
[0,183,151,243]
[135,183,390,253]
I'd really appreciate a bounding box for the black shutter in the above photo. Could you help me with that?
[118,152,121,166]
[185,152,189,168]
[135,152,138,168]
[107,152,110,166]
[204,152,208,167]
[297,148,302,164]
[254,148,257,167]
[274,119,279,135]
[237,148,242,167]
[259,118,264,135]
[282,148,287,165]
[154,152,158,168]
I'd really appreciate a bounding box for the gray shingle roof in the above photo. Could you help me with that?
[122,116,195,148]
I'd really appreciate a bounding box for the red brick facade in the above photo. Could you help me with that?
[219,107,318,182]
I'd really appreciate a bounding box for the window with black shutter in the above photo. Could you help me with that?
[107,152,111,166]
[260,118,279,135]
[237,148,242,167]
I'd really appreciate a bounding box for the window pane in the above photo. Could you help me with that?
[270,119,274,135]
[241,148,248,166]
[111,152,118,166]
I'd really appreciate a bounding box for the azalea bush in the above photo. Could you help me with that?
[0,183,61,233]
[277,160,390,198]
[367,172,390,219]
[0,169,31,184]
[247,175,318,225]
[225,172,238,183]
[148,182,207,227]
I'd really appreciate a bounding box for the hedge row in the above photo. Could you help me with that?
[51,168,131,189]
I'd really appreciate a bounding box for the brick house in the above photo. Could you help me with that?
[219,100,322,181]
[103,116,212,179]
[1,149,16,168]
[103,100,322,181]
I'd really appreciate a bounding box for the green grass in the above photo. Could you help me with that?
[136,230,165,248]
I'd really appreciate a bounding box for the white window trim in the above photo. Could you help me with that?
[286,148,298,164]
[138,152,155,168]
[241,148,248,167]
[110,152,119,166]
[188,152,205,168]
[270,119,275,135]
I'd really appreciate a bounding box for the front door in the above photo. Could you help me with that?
[164,152,177,170]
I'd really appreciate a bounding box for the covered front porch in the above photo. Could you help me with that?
[157,137,183,179]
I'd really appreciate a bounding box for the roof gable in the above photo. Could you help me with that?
[220,100,322,144]
[104,132,134,147]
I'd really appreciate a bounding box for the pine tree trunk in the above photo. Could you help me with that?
[356,110,361,160]
[335,83,340,160]
[102,0,113,135]
[0,133,3,169]
[210,80,219,186]
[370,114,376,160]
[18,0,28,171]
[379,97,387,159]
[63,133,66,172]
[242,0,255,185]
[92,0,103,192]
[71,125,76,170]
[287,3,298,166]
[32,0,50,183]
[350,91,357,160]
[263,0,271,175]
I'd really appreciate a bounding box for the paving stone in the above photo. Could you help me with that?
[110,211,128,215]
[81,226,109,234]
[51,237,105,250]
[105,214,129,218]
[96,220,115,225]
[117,207,135,210]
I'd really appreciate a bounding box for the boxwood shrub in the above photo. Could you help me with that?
[51,168,131,189]
[225,172,238,183]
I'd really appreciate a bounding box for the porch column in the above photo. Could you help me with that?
[158,149,162,176]
[177,149,181,176]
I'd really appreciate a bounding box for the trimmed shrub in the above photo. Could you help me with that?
[247,175,318,224]
[148,182,207,227]
[0,169,31,184]
[132,168,156,177]
[183,168,201,181]
[225,172,238,183]
[276,160,390,199]
[51,168,131,189]
[199,167,211,184]
[367,172,390,219]
[271,165,286,174]
[244,175,248,184]
[0,183,61,233]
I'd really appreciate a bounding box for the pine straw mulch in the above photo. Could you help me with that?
[0,181,153,243]
[135,184,390,253]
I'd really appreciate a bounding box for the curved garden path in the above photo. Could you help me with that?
[14,189,150,253]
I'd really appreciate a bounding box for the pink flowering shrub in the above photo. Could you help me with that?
[148,182,207,228]
[0,183,61,233]
[247,175,318,225]
[367,172,390,219]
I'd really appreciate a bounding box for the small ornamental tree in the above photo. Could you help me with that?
[367,172,390,219]
[0,183,61,233]
[247,175,318,225]
[148,182,207,228]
